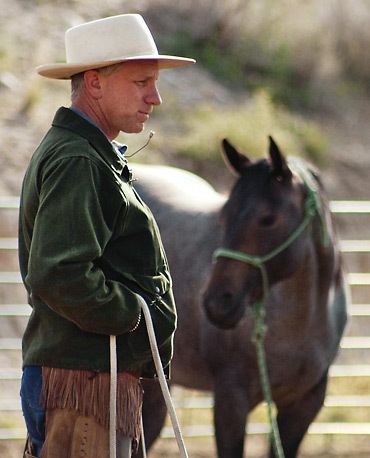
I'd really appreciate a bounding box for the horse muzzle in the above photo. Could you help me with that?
[202,287,249,329]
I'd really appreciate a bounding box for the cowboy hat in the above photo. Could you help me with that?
[36,14,196,79]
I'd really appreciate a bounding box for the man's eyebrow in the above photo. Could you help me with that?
[132,75,159,83]
[132,69,159,79]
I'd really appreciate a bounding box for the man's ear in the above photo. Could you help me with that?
[83,70,103,99]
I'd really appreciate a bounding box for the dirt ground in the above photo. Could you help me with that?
[3,437,370,458]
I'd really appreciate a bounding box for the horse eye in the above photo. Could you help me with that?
[259,214,276,227]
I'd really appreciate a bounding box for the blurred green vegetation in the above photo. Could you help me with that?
[144,0,370,167]
[153,90,328,168]
[165,31,314,109]
[155,0,370,109]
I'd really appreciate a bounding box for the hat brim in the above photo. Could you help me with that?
[36,55,196,79]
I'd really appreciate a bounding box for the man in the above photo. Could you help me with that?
[18,13,195,458]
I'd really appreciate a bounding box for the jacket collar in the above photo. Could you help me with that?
[52,107,128,177]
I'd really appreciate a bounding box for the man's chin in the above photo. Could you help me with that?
[122,124,145,134]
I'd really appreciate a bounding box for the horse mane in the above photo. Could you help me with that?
[288,156,332,248]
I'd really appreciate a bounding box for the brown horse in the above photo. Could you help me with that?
[133,137,348,458]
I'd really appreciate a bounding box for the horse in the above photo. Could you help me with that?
[133,137,348,458]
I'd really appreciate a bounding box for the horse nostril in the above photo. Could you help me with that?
[203,289,242,330]
[221,291,233,307]
[203,290,234,313]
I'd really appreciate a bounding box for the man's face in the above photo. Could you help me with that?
[98,60,161,136]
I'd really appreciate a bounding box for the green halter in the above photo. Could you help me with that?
[212,160,329,458]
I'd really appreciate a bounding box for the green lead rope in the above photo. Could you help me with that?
[213,249,286,458]
[252,266,285,458]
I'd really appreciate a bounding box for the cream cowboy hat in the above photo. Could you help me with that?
[36,14,196,79]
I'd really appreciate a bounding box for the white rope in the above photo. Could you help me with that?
[109,295,188,458]
[109,335,117,458]
[140,410,147,458]
[136,295,189,458]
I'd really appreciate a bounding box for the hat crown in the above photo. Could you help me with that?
[65,14,159,64]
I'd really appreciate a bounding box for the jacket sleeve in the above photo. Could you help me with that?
[26,155,142,335]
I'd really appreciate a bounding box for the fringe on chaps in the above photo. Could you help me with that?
[41,367,143,450]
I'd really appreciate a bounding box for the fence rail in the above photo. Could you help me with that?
[0,199,369,447]
[3,393,370,412]
[2,198,370,212]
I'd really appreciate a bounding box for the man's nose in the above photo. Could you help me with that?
[145,85,162,106]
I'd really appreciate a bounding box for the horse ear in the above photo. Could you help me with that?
[268,136,292,181]
[221,138,251,176]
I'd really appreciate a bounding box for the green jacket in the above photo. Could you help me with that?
[18,107,176,375]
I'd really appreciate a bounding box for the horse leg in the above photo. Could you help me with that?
[269,371,328,458]
[134,379,168,457]
[214,374,249,458]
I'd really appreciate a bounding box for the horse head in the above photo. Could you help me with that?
[203,136,326,330]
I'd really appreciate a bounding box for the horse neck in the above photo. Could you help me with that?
[198,205,224,257]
